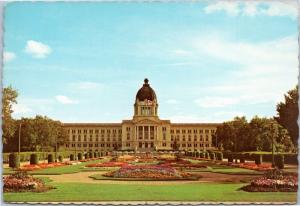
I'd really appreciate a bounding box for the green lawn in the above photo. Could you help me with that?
[211,168,262,175]
[3,159,106,175]
[4,182,297,202]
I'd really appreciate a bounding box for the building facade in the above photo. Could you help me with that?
[63,79,220,153]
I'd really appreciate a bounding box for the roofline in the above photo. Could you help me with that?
[170,123,221,126]
[63,123,122,127]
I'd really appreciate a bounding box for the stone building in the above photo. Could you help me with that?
[64,79,220,153]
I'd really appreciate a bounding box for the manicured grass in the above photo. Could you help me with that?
[3,182,296,202]
[211,168,262,175]
[3,159,106,175]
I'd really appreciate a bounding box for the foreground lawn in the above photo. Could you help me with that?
[4,182,297,202]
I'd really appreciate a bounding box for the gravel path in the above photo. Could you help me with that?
[34,171,254,185]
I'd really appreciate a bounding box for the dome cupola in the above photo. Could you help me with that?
[133,78,158,118]
[136,78,157,101]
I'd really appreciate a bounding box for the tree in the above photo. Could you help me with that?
[215,116,249,152]
[6,115,68,153]
[275,86,298,146]
[2,86,18,145]
[215,116,294,152]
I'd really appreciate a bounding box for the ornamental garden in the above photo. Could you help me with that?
[3,150,298,203]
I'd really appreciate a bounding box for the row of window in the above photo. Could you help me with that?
[69,129,122,134]
[71,134,122,138]
[66,143,210,148]
[171,143,210,147]
[171,136,210,141]
[71,136,122,142]
[170,129,215,134]
[66,143,122,148]
[68,128,215,135]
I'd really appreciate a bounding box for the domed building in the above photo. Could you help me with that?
[63,79,220,154]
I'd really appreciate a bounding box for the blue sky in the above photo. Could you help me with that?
[3,1,298,123]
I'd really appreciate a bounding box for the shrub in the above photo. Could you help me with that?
[255,154,262,165]
[9,153,20,168]
[58,155,63,162]
[206,152,210,159]
[30,154,38,165]
[199,152,204,158]
[47,154,54,163]
[70,154,75,161]
[209,152,216,160]
[284,154,298,165]
[228,154,233,163]
[78,153,83,160]
[275,154,284,169]
[216,152,223,161]
[239,154,245,163]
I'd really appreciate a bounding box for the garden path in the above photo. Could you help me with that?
[34,171,254,185]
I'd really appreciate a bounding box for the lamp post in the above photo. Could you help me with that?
[271,123,275,167]
[18,122,22,155]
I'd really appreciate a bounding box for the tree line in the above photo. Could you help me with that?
[2,86,68,153]
[214,86,298,153]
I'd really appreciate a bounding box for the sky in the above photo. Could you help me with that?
[3,0,299,123]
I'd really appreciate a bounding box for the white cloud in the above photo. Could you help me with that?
[194,96,240,108]
[204,1,298,19]
[3,52,16,63]
[55,95,78,104]
[25,40,52,58]
[12,103,32,114]
[204,1,240,16]
[166,99,178,104]
[191,33,298,107]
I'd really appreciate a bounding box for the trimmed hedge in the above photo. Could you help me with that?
[58,155,63,162]
[216,152,223,161]
[199,152,204,158]
[47,154,54,163]
[239,154,245,163]
[228,154,233,163]
[70,154,75,161]
[209,152,216,160]
[3,151,74,163]
[275,154,284,169]
[9,153,20,168]
[78,153,83,160]
[255,154,262,165]
[30,154,39,165]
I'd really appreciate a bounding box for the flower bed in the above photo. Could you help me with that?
[241,169,298,192]
[3,171,52,192]
[20,162,67,171]
[232,162,272,171]
[117,155,136,162]
[103,165,197,180]
[159,159,207,169]
[86,161,129,168]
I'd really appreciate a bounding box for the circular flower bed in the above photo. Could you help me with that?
[103,165,197,180]
[86,161,129,168]
[3,171,52,192]
[241,169,298,192]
